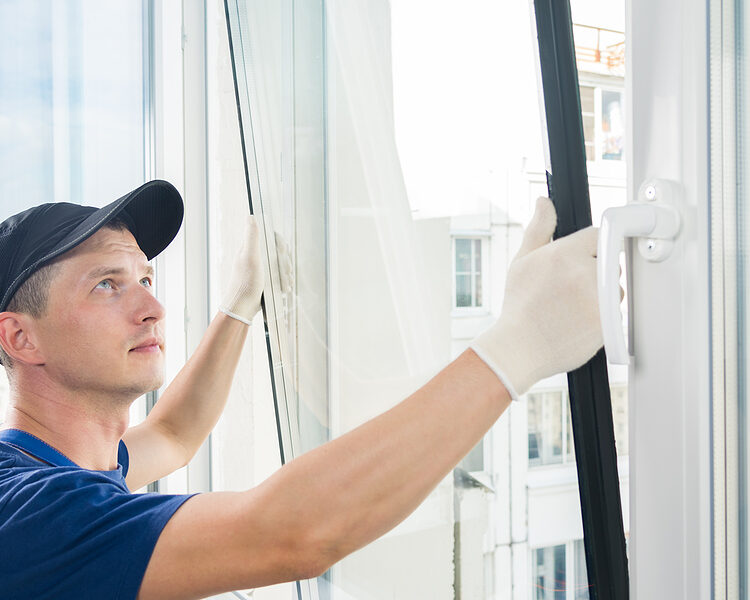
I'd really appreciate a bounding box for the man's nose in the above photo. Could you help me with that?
[132,283,165,323]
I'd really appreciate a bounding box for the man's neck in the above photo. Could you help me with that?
[2,389,130,471]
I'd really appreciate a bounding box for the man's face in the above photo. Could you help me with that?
[33,226,166,401]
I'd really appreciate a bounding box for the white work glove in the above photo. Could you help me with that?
[219,214,265,325]
[470,197,603,401]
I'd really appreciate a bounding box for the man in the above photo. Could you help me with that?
[0,180,601,599]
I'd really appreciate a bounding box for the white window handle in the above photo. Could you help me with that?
[597,182,681,364]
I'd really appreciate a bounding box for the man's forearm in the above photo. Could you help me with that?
[251,348,510,569]
[148,311,249,461]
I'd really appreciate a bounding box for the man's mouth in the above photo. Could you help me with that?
[130,338,163,353]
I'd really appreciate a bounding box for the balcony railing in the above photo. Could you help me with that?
[573,23,625,73]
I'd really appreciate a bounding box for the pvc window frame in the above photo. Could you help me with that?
[627,0,711,595]
[148,0,212,498]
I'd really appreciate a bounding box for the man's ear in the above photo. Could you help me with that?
[0,312,45,366]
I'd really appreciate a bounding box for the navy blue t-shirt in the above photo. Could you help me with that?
[0,439,198,599]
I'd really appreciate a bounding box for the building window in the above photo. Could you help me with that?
[532,540,591,600]
[453,237,487,310]
[528,387,628,467]
[579,84,625,163]
[533,544,567,600]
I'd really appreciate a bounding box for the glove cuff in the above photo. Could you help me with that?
[469,342,521,402]
[219,306,255,326]
[219,281,261,325]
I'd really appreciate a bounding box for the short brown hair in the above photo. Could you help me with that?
[0,217,132,370]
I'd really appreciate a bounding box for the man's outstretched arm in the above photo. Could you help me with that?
[123,215,263,491]
[137,197,604,599]
[138,348,508,599]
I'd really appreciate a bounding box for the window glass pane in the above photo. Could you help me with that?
[601,89,625,160]
[475,271,483,307]
[580,85,595,113]
[224,0,628,597]
[580,86,596,162]
[548,395,563,461]
[529,394,543,463]
[533,544,567,600]
[0,1,146,424]
[528,391,563,466]
[461,439,484,473]
[574,539,591,599]
[554,544,566,600]
[456,274,472,307]
[474,240,483,306]
[0,1,146,217]
[474,238,482,271]
[456,238,472,272]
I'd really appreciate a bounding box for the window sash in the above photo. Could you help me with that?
[224,1,318,598]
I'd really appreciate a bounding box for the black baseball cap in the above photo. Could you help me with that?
[0,179,184,314]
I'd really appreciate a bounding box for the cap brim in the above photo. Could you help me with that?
[56,179,184,262]
[109,180,184,260]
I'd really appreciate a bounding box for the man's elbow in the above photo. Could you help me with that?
[293,556,330,581]
[290,532,340,580]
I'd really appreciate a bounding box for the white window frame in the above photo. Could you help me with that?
[628,0,712,595]
[149,0,211,498]
[451,233,490,315]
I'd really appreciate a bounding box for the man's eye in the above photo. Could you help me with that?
[140,277,152,288]
[95,279,113,290]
